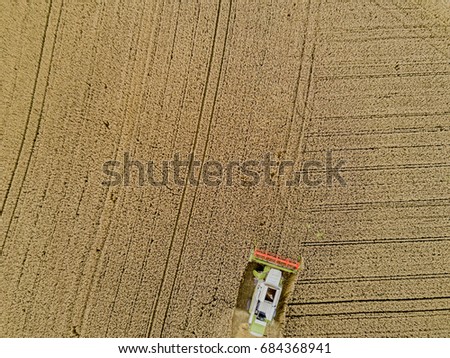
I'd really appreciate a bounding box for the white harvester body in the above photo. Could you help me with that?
[247,249,301,337]
[248,268,282,337]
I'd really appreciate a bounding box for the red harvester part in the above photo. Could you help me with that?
[253,249,300,272]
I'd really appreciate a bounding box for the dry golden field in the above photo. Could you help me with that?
[1,0,449,337]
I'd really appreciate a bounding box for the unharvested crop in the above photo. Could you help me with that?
[1,0,449,338]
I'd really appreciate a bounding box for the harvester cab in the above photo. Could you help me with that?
[247,249,301,337]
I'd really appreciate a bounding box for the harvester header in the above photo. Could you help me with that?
[249,249,301,273]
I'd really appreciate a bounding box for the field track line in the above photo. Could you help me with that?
[2,8,32,201]
[287,307,450,318]
[286,163,450,174]
[328,35,448,42]
[101,0,182,336]
[320,24,450,33]
[47,0,114,335]
[298,198,450,212]
[82,0,167,332]
[146,0,224,338]
[158,0,234,337]
[8,1,64,286]
[302,236,450,246]
[306,126,449,137]
[313,110,450,121]
[297,272,450,285]
[165,0,243,335]
[56,0,112,335]
[370,0,450,61]
[317,71,450,80]
[281,0,312,156]
[1,0,54,251]
[103,0,153,336]
[67,0,111,334]
[1,1,52,215]
[305,144,448,153]
[273,0,315,249]
[289,296,450,306]
[77,0,143,334]
[287,328,450,337]
[1,0,64,334]
[264,0,314,254]
[125,0,199,336]
[275,0,322,254]
[111,0,169,335]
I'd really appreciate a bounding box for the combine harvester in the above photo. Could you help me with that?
[247,249,301,337]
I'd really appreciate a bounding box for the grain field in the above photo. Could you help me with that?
[1,0,449,337]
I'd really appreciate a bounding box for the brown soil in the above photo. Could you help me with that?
[1,0,449,337]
